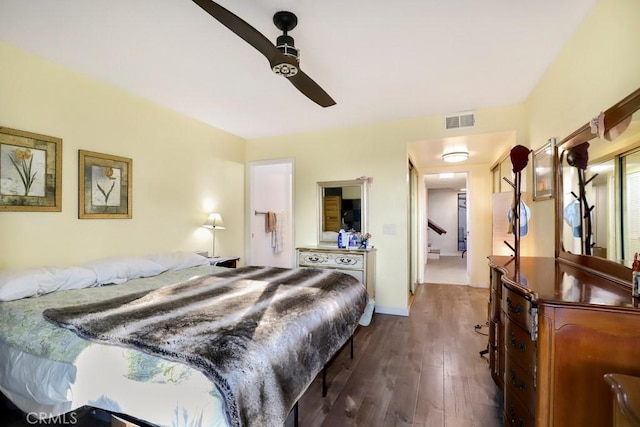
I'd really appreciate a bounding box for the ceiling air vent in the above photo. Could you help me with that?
[445,112,476,130]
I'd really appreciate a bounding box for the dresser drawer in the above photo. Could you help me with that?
[503,287,534,334]
[505,315,536,374]
[505,354,536,416]
[297,251,364,271]
[489,318,505,389]
[504,384,535,427]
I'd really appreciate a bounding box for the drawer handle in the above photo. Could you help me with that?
[508,331,527,352]
[303,255,325,264]
[336,257,356,265]
[506,296,523,315]
[509,368,527,391]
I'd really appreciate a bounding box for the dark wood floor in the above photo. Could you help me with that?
[298,283,503,427]
[3,283,501,427]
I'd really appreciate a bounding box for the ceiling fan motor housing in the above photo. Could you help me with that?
[276,35,299,59]
[272,11,300,77]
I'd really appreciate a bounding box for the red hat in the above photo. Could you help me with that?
[510,145,531,174]
[567,142,589,170]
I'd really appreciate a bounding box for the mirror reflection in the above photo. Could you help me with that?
[559,111,640,268]
[318,180,367,245]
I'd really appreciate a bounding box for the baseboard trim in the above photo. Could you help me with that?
[375,306,409,317]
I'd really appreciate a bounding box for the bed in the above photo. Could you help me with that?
[0,252,372,427]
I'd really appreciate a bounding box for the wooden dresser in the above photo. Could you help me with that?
[604,373,640,427]
[296,246,376,299]
[488,256,640,427]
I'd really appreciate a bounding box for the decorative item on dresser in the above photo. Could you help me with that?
[296,246,376,299]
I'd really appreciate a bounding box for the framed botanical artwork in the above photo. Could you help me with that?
[0,127,62,212]
[79,150,132,219]
[533,138,555,201]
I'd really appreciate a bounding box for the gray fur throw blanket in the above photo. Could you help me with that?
[44,266,368,427]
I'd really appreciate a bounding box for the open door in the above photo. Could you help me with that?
[248,159,294,268]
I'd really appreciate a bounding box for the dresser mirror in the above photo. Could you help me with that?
[555,87,640,283]
[317,180,368,246]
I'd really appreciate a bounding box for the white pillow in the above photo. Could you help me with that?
[49,266,98,291]
[146,251,209,271]
[84,257,167,286]
[0,266,97,301]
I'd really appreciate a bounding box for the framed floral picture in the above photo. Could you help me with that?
[79,150,132,219]
[533,138,555,201]
[0,127,62,212]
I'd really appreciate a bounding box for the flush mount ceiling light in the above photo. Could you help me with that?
[442,151,469,163]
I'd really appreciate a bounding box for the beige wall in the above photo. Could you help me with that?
[525,0,640,257]
[246,105,525,313]
[0,42,246,269]
[246,124,410,314]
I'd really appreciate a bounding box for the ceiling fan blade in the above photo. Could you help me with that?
[192,0,281,64]
[193,0,336,108]
[288,71,336,107]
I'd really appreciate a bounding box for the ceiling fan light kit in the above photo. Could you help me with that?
[272,50,299,77]
[192,0,335,107]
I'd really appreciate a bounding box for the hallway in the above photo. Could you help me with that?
[424,255,468,285]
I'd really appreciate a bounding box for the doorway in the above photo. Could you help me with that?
[409,161,419,295]
[458,192,467,255]
[424,172,469,285]
[248,159,294,268]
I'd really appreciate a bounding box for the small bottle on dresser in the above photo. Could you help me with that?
[338,229,346,249]
[632,253,640,298]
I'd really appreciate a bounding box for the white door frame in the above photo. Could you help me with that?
[246,158,295,267]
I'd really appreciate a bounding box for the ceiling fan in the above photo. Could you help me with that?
[192,0,336,107]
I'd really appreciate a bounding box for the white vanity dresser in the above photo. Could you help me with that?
[296,246,376,299]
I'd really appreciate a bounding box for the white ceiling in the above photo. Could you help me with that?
[0,0,596,150]
[424,172,468,193]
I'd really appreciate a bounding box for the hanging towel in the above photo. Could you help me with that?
[271,213,284,254]
[266,211,277,232]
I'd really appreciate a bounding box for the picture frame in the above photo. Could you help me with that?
[79,150,132,219]
[533,138,555,201]
[0,127,62,212]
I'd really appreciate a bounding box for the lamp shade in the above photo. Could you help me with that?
[442,151,469,163]
[203,213,225,229]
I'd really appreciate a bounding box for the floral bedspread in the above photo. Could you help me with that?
[0,265,217,364]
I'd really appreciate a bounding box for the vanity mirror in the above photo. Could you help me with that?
[555,87,640,283]
[317,180,368,246]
